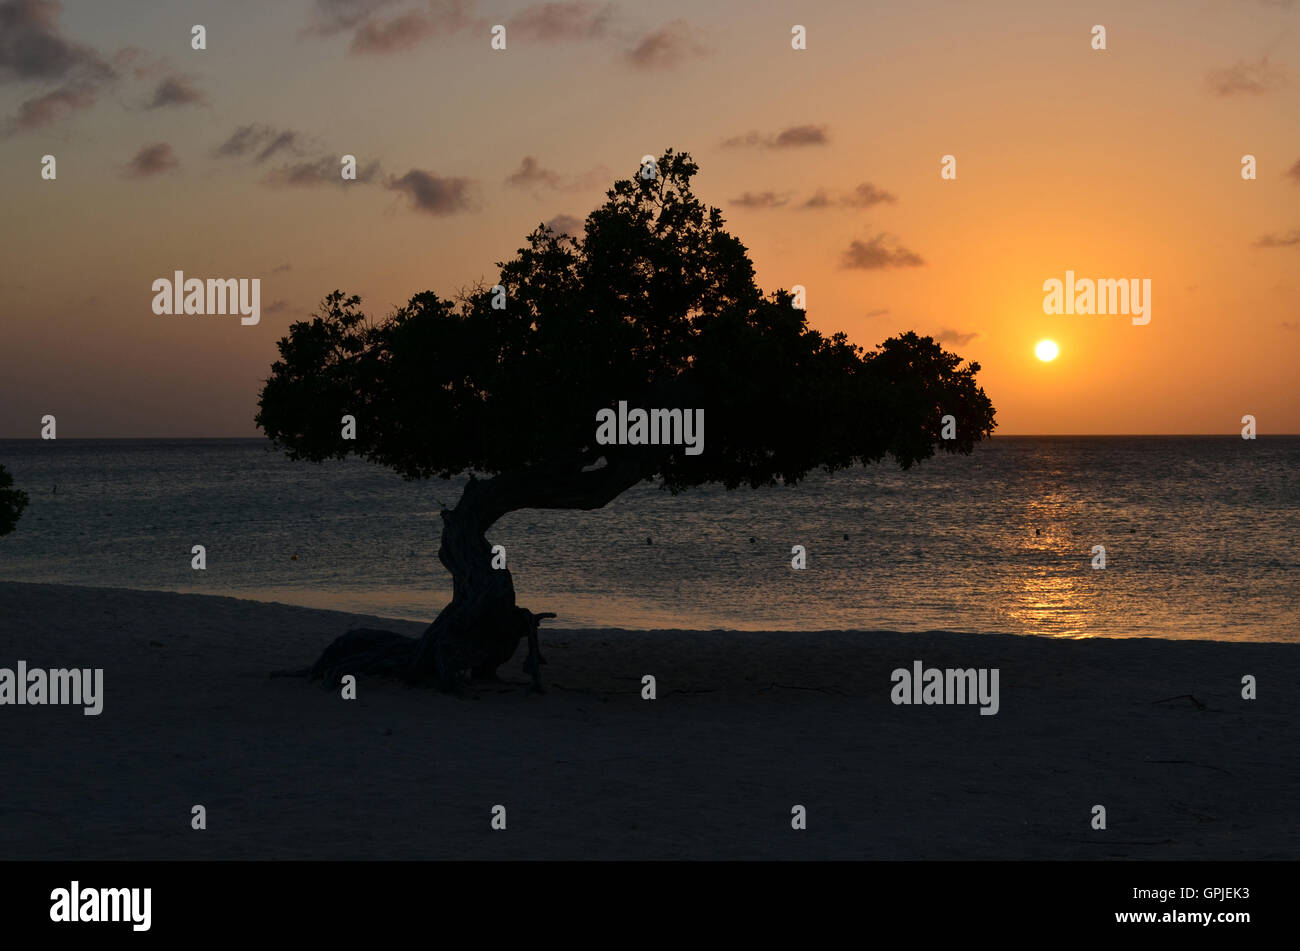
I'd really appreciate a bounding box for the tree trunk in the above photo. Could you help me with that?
[409,476,524,689]
[298,455,650,691]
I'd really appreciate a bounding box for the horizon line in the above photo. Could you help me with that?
[1,433,1296,440]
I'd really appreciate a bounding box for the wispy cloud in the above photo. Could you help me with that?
[506,155,562,189]
[842,234,925,269]
[1206,56,1287,96]
[124,142,180,178]
[511,2,614,41]
[731,191,790,209]
[625,19,708,68]
[351,10,436,53]
[1286,158,1300,184]
[504,155,608,193]
[264,156,382,186]
[216,123,381,186]
[722,124,829,149]
[303,0,480,53]
[804,182,898,209]
[0,0,117,132]
[8,81,94,131]
[148,75,207,109]
[387,168,476,214]
[1254,228,1300,248]
[0,0,114,82]
[302,0,404,37]
[213,124,305,163]
[544,213,583,237]
[841,182,896,208]
[935,328,978,346]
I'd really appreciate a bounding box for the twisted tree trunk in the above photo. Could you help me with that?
[300,454,649,692]
[410,476,523,688]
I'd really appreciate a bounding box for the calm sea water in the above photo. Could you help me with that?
[0,437,1295,640]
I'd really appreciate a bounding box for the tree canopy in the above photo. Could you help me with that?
[0,464,28,536]
[257,149,995,502]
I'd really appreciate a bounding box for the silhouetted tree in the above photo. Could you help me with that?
[258,150,996,690]
[0,464,28,536]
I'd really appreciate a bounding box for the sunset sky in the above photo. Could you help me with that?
[2,0,1297,437]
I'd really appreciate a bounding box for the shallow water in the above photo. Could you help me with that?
[0,436,1295,640]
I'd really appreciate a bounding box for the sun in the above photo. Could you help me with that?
[1035,339,1059,362]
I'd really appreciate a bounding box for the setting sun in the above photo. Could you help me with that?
[1035,340,1059,362]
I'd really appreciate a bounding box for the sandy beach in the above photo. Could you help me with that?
[0,581,1295,860]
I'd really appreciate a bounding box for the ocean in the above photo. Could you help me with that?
[0,437,1295,640]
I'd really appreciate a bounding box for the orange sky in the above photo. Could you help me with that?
[1,0,1297,436]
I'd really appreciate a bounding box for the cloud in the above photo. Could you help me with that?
[0,0,117,132]
[387,168,476,214]
[113,46,165,80]
[935,328,978,346]
[506,155,562,189]
[8,80,94,130]
[544,213,582,237]
[722,124,829,149]
[841,234,925,269]
[272,263,292,273]
[0,0,114,82]
[148,75,206,108]
[1206,56,1287,96]
[504,155,608,193]
[213,124,268,157]
[124,142,179,178]
[773,124,828,147]
[305,0,478,52]
[625,19,707,68]
[804,182,898,209]
[213,124,304,163]
[864,307,890,317]
[264,155,382,186]
[731,191,789,209]
[264,299,293,317]
[511,2,614,41]
[303,0,403,36]
[1254,228,1300,248]
[841,182,896,208]
[351,10,435,52]
[256,130,302,163]
[1287,158,1300,184]
[217,124,380,186]
[1280,321,1298,331]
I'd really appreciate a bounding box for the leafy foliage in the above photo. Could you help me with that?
[257,150,995,496]
[0,464,28,536]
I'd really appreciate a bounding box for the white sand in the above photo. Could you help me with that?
[0,581,1295,859]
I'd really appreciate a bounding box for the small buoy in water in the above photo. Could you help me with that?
[291,554,299,561]
[646,537,652,545]
[749,536,757,544]
[843,533,849,540]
